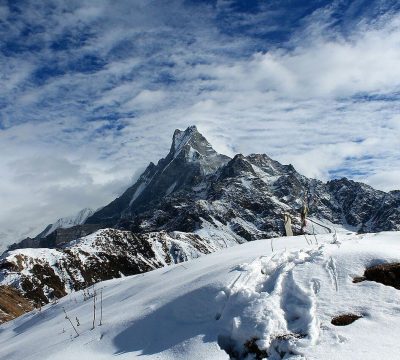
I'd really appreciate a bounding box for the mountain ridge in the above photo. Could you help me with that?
[7,125,400,252]
[83,126,399,239]
[1,126,399,323]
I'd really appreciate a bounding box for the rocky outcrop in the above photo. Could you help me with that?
[362,263,400,290]
[0,286,35,324]
[8,224,103,251]
[0,228,218,305]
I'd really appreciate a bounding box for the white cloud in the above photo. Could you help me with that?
[367,170,400,192]
[199,17,400,99]
[123,89,167,110]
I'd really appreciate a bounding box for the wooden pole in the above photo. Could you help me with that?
[312,224,318,245]
[99,289,103,326]
[92,289,96,330]
[63,307,79,337]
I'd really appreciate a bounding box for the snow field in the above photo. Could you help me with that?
[1,231,400,359]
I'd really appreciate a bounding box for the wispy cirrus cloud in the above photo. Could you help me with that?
[0,0,400,250]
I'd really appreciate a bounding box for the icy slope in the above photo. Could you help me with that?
[1,232,400,360]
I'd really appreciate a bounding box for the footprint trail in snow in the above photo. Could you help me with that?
[217,247,324,359]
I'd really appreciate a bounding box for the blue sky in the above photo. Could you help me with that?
[1,0,400,249]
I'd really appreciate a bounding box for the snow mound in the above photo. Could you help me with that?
[1,232,400,359]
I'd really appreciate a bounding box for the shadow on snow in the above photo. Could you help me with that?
[113,285,221,356]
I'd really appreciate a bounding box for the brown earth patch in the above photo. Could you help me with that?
[0,285,35,324]
[244,338,268,359]
[352,276,365,283]
[363,263,400,290]
[331,313,362,326]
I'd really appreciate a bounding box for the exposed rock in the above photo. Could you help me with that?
[352,276,365,283]
[363,263,400,290]
[331,314,362,326]
[0,228,216,307]
[0,285,35,324]
[244,337,268,359]
[8,224,103,251]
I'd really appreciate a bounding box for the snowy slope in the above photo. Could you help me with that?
[41,208,95,237]
[1,232,400,360]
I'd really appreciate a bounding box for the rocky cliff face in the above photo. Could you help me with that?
[86,126,230,226]
[0,228,218,307]
[0,285,35,324]
[7,224,103,251]
[1,125,399,322]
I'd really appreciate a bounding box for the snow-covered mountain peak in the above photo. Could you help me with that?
[83,126,231,226]
[172,125,199,153]
[220,154,256,179]
[246,153,296,175]
[170,125,228,165]
[40,207,95,238]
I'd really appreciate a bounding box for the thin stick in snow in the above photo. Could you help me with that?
[312,224,319,245]
[99,289,103,326]
[331,228,340,247]
[270,238,274,252]
[62,307,79,337]
[91,288,96,330]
